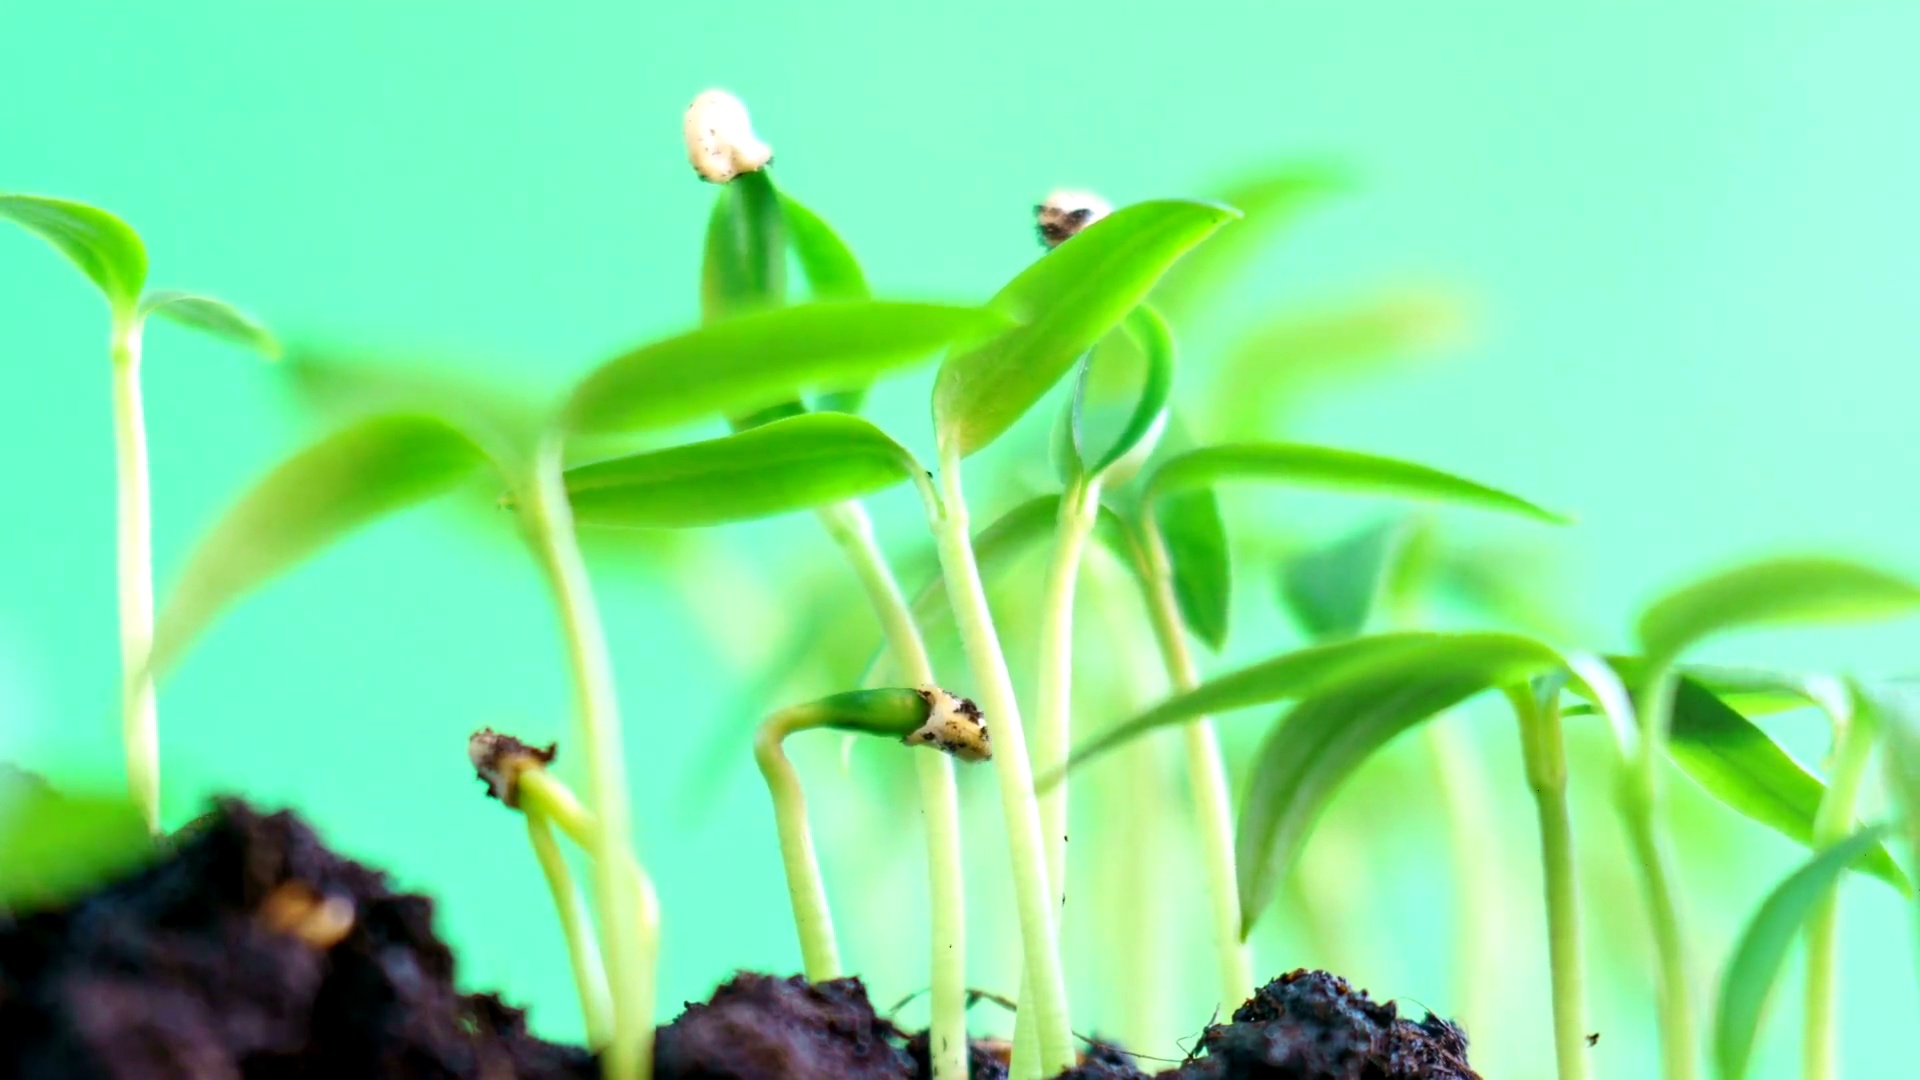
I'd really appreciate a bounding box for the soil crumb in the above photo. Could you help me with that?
[655,972,912,1079]
[1174,968,1480,1079]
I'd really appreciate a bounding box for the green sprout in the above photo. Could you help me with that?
[0,195,276,834]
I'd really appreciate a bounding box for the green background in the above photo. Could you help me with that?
[4,2,1919,1077]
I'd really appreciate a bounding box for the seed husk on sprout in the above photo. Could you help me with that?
[684,88,774,183]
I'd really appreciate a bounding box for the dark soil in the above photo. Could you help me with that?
[0,797,1479,1079]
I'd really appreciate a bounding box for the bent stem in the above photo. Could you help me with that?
[1507,687,1591,1080]
[754,706,844,982]
[1136,518,1255,1010]
[524,443,651,1080]
[1625,672,1698,1080]
[925,451,1074,1077]
[1803,698,1876,1080]
[525,810,615,1047]
[110,318,159,832]
[816,501,969,1080]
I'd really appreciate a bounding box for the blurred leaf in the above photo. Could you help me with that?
[563,413,921,529]
[138,290,279,357]
[0,787,155,912]
[1713,824,1891,1080]
[701,170,787,324]
[280,345,550,469]
[1638,556,1920,669]
[1277,518,1417,641]
[152,414,492,674]
[565,301,1004,436]
[1073,304,1174,479]
[782,191,876,415]
[1151,162,1350,323]
[1663,678,1907,892]
[1235,642,1561,936]
[933,200,1238,458]
[1160,485,1231,650]
[0,193,147,316]
[1147,442,1567,524]
[1057,631,1560,780]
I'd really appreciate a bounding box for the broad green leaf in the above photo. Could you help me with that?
[932,199,1238,458]
[152,414,491,674]
[0,194,148,317]
[1057,631,1560,780]
[1664,678,1907,892]
[563,412,921,529]
[0,786,155,911]
[1638,556,1920,669]
[1146,442,1567,524]
[1714,824,1892,1080]
[701,170,787,324]
[138,290,279,357]
[1151,162,1350,323]
[1277,518,1418,640]
[1073,304,1175,479]
[1236,657,1545,936]
[1159,485,1231,650]
[781,192,876,414]
[565,301,1005,436]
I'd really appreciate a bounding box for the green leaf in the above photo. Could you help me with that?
[1235,650,1553,935]
[564,301,1005,436]
[1146,442,1567,524]
[1073,304,1175,479]
[0,786,156,911]
[1638,556,1920,669]
[1714,824,1892,1080]
[563,412,922,529]
[932,199,1239,458]
[1160,484,1231,650]
[1664,678,1908,893]
[278,345,547,470]
[1057,630,1560,781]
[152,414,492,674]
[1277,518,1418,640]
[1151,162,1350,323]
[701,170,787,325]
[780,191,875,414]
[138,290,279,357]
[0,194,148,317]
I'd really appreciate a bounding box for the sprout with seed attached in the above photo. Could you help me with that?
[1035,189,1112,248]
[684,89,774,183]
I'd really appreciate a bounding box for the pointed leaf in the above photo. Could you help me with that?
[1151,162,1350,323]
[1073,303,1175,478]
[1714,824,1892,1080]
[1638,556,1920,668]
[1160,485,1231,649]
[152,414,492,674]
[1665,678,1907,893]
[781,192,876,414]
[0,786,156,911]
[139,290,279,357]
[933,199,1238,458]
[0,194,147,316]
[564,301,1005,436]
[563,413,922,528]
[1147,442,1567,524]
[701,170,787,324]
[1057,631,1560,780]
[1277,518,1417,640]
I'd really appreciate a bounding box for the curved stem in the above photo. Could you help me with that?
[1620,775,1696,1080]
[1035,478,1101,914]
[525,810,614,1048]
[525,446,651,1080]
[110,319,158,832]
[1137,518,1254,1010]
[815,501,970,1080]
[1803,704,1876,1080]
[924,452,1074,1077]
[1423,722,1505,1042]
[754,712,842,982]
[1509,688,1591,1080]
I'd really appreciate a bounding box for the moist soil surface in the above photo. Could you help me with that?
[0,798,1479,1079]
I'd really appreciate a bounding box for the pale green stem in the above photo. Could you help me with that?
[525,445,651,1080]
[1422,723,1505,1041]
[525,810,614,1048]
[110,318,159,833]
[1803,705,1875,1080]
[816,501,969,1080]
[1626,672,1696,1080]
[1508,688,1591,1080]
[1010,1006,1041,1080]
[1036,477,1101,914]
[1137,519,1255,1010]
[754,711,843,982]
[925,451,1074,1077]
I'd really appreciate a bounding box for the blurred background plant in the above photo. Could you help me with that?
[5,4,1920,1078]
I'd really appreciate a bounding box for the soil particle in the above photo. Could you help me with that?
[904,1031,1011,1079]
[653,972,913,1079]
[1055,1041,1150,1079]
[1174,968,1480,1079]
[0,798,594,1080]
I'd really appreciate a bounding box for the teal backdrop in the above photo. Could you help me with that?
[4,3,1918,1078]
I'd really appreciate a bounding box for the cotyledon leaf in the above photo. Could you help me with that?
[151,414,492,674]
[779,190,876,414]
[562,412,923,529]
[1637,556,1920,671]
[1072,303,1175,480]
[701,169,787,325]
[138,290,279,357]
[1277,517,1419,641]
[933,199,1238,458]
[0,193,147,317]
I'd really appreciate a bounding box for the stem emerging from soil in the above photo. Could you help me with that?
[1136,517,1255,1010]
[816,501,970,1080]
[754,708,845,982]
[110,318,159,833]
[925,451,1075,1077]
[1508,687,1591,1080]
[525,444,652,1080]
[525,810,614,1048]
[1803,698,1875,1080]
